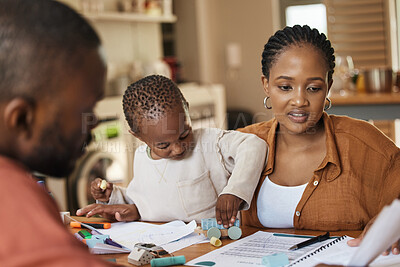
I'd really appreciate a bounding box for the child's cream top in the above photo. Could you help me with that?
[106,128,267,222]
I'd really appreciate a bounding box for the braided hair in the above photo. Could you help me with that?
[122,75,188,133]
[261,25,335,82]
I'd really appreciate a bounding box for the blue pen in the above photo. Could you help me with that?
[273,233,315,239]
[105,238,122,248]
[273,233,339,239]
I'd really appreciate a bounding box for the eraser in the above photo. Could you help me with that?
[100,179,107,190]
[150,255,186,267]
[207,227,221,239]
[209,236,222,247]
[261,253,289,267]
[227,226,242,240]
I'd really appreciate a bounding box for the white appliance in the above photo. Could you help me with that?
[47,96,138,213]
[179,83,227,130]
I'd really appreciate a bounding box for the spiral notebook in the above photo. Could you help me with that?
[289,235,400,267]
[290,199,400,266]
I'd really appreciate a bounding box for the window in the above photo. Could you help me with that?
[280,0,327,35]
[280,0,396,69]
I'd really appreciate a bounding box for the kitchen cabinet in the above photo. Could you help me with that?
[329,92,400,120]
[59,0,176,94]
[328,92,400,146]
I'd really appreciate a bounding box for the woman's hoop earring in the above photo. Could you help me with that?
[263,96,272,109]
[324,97,332,111]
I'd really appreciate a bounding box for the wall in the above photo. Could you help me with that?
[62,0,278,123]
[175,0,279,123]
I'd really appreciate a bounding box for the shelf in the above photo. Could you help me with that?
[330,92,400,106]
[84,12,177,23]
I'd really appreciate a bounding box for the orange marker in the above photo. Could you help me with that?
[70,221,111,229]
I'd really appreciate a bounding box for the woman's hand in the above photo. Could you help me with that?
[216,194,243,228]
[90,178,113,202]
[347,218,400,256]
[76,204,140,222]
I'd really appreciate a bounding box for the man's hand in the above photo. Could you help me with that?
[76,203,140,222]
[215,194,243,228]
[90,178,113,202]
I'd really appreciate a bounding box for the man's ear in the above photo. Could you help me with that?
[261,75,270,96]
[3,98,35,138]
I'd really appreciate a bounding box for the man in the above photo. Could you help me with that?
[0,0,115,265]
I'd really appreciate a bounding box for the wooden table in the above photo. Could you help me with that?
[69,217,361,267]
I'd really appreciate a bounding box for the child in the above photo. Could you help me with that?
[77,75,267,228]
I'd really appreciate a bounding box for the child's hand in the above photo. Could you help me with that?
[216,194,243,228]
[76,204,140,222]
[91,178,113,202]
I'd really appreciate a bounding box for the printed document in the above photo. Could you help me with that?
[186,231,331,266]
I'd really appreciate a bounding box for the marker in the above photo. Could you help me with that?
[150,255,186,267]
[288,232,330,251]
[65,214,101,234]
[78,229,92,239]
[70,221,111,229]
[74,232,84,241]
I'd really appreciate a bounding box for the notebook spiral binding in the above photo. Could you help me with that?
[288,235,348,266]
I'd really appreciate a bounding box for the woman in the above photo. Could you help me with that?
[239,25,400,245]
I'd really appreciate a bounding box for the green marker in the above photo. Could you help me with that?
[78,229,92,239]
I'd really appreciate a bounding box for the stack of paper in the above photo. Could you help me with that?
[97,220,207,254]
[90,243,131,254]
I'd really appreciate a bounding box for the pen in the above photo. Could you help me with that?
[275,233,339,239]
[105,238,122,248]
[288,232,330,251]
[70,221,111,229]
[273,233,316,239]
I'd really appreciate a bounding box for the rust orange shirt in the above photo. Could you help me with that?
[0,156,115,267]
[239,113,400,231]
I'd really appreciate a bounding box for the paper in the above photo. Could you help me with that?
[289,199,400,267]
[163,232,208,253]
[349,199,400,266]
[290,235,400,267]
[99,220,198,251]
[186,231,332,267]
[90,243,130,254]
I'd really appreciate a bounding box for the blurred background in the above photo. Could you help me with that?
[47,0,400,213]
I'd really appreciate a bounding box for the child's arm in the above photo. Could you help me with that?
[76,203,140,222]
[100,185,135,205]
[91,178,113,202]
[215,194,243,228]
[215,130,268,227]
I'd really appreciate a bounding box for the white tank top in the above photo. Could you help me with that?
[257,176,307,228]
